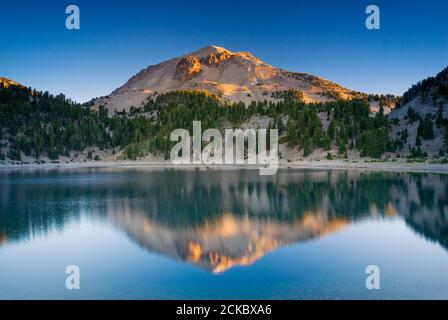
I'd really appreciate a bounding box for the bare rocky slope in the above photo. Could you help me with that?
[92,45,365,113]
[0,77,24,89]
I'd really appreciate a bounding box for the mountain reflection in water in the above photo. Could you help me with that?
[0,169,447,273]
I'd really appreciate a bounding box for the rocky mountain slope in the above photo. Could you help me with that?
[0,77,24,89]
[92,45,364,112]
[388,67,448,157]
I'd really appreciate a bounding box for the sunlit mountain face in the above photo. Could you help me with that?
[108,210,347,274]
[0,169,447,274]
[92,45,363,113]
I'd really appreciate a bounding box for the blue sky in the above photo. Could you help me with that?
[1,0,447,102]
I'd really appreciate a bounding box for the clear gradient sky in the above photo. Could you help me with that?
[1,0,447,103]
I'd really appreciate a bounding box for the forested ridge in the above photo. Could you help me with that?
[398,66,448,107]
[1,82,447,163]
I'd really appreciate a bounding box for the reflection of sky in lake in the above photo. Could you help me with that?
[0,169,447,299]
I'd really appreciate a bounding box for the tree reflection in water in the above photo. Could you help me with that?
[0,169,447,273]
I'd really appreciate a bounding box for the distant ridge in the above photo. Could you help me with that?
[0,77,24,89]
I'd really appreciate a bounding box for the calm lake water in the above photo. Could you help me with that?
[0,168,447,299]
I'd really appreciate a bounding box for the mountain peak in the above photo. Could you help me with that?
[188,45,262,64]
[192,45,233,56]
[93,46,359,112]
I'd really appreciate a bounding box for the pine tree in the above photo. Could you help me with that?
[436,103,445,127]
[287,119,296,147]
[417,115,434,140]
[327,119,336,140]
[416,136,422,146]
[322,135,331,150]
[401,129,408,142]
[266,121,272,150]
[338,142,346,155]
[303,138,313,157]
[8,148,21,161]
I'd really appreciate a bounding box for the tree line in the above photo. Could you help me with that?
[1,84,447,162]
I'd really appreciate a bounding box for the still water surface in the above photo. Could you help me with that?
[0,168,447,299]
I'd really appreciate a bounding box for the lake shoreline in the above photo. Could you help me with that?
[0,160,447,174]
